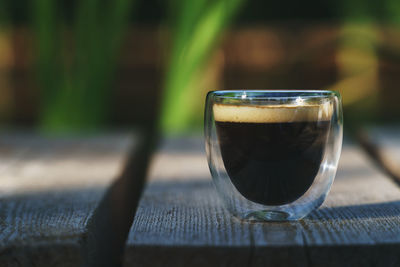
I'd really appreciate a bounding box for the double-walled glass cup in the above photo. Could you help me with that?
[205,90,343,221]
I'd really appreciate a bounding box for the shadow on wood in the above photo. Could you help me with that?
[82,132,158,267]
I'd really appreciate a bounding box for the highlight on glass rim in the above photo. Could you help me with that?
[0,0,399,266]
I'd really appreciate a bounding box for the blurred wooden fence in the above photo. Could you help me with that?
[0,24,400,128]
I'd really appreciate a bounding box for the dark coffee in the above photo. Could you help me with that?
[214,104,331,206]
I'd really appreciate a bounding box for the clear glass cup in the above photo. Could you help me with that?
[204,90,343,221]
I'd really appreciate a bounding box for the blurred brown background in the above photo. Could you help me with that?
[0,0,399,132]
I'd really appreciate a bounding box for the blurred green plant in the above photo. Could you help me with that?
[33,0,134,132]
[160,0,243,133]
[0,1,8,26]
[384,0,400,25]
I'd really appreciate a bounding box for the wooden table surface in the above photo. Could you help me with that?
[125,135,400,267]
[0,133,135,266]
[0,131,399,267]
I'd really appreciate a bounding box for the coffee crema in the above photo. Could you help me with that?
[214,103,332,206]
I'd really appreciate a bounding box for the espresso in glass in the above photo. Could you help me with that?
[214,103,331,206]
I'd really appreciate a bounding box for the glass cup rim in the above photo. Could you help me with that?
[208,90,340,100]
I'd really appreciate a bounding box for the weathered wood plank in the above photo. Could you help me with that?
[0,133,134,267]
[83,130,157,267]
[299,129,400,267]
[300,146,400,267]
[360,126,400,185]
[125,136,400,267]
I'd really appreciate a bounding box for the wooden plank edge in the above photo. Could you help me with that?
[356,130,400,186]
[81,131,159,267]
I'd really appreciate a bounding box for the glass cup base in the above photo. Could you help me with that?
[243,210,290,222]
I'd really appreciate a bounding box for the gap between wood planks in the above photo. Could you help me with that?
[356,129,400,187]
[80,127,400,266]
[82,129,159,267]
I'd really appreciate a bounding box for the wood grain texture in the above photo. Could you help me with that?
[0,133,134,267]
[361,126,400,185]
[83,130,157,267]
[125,136,400,267]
